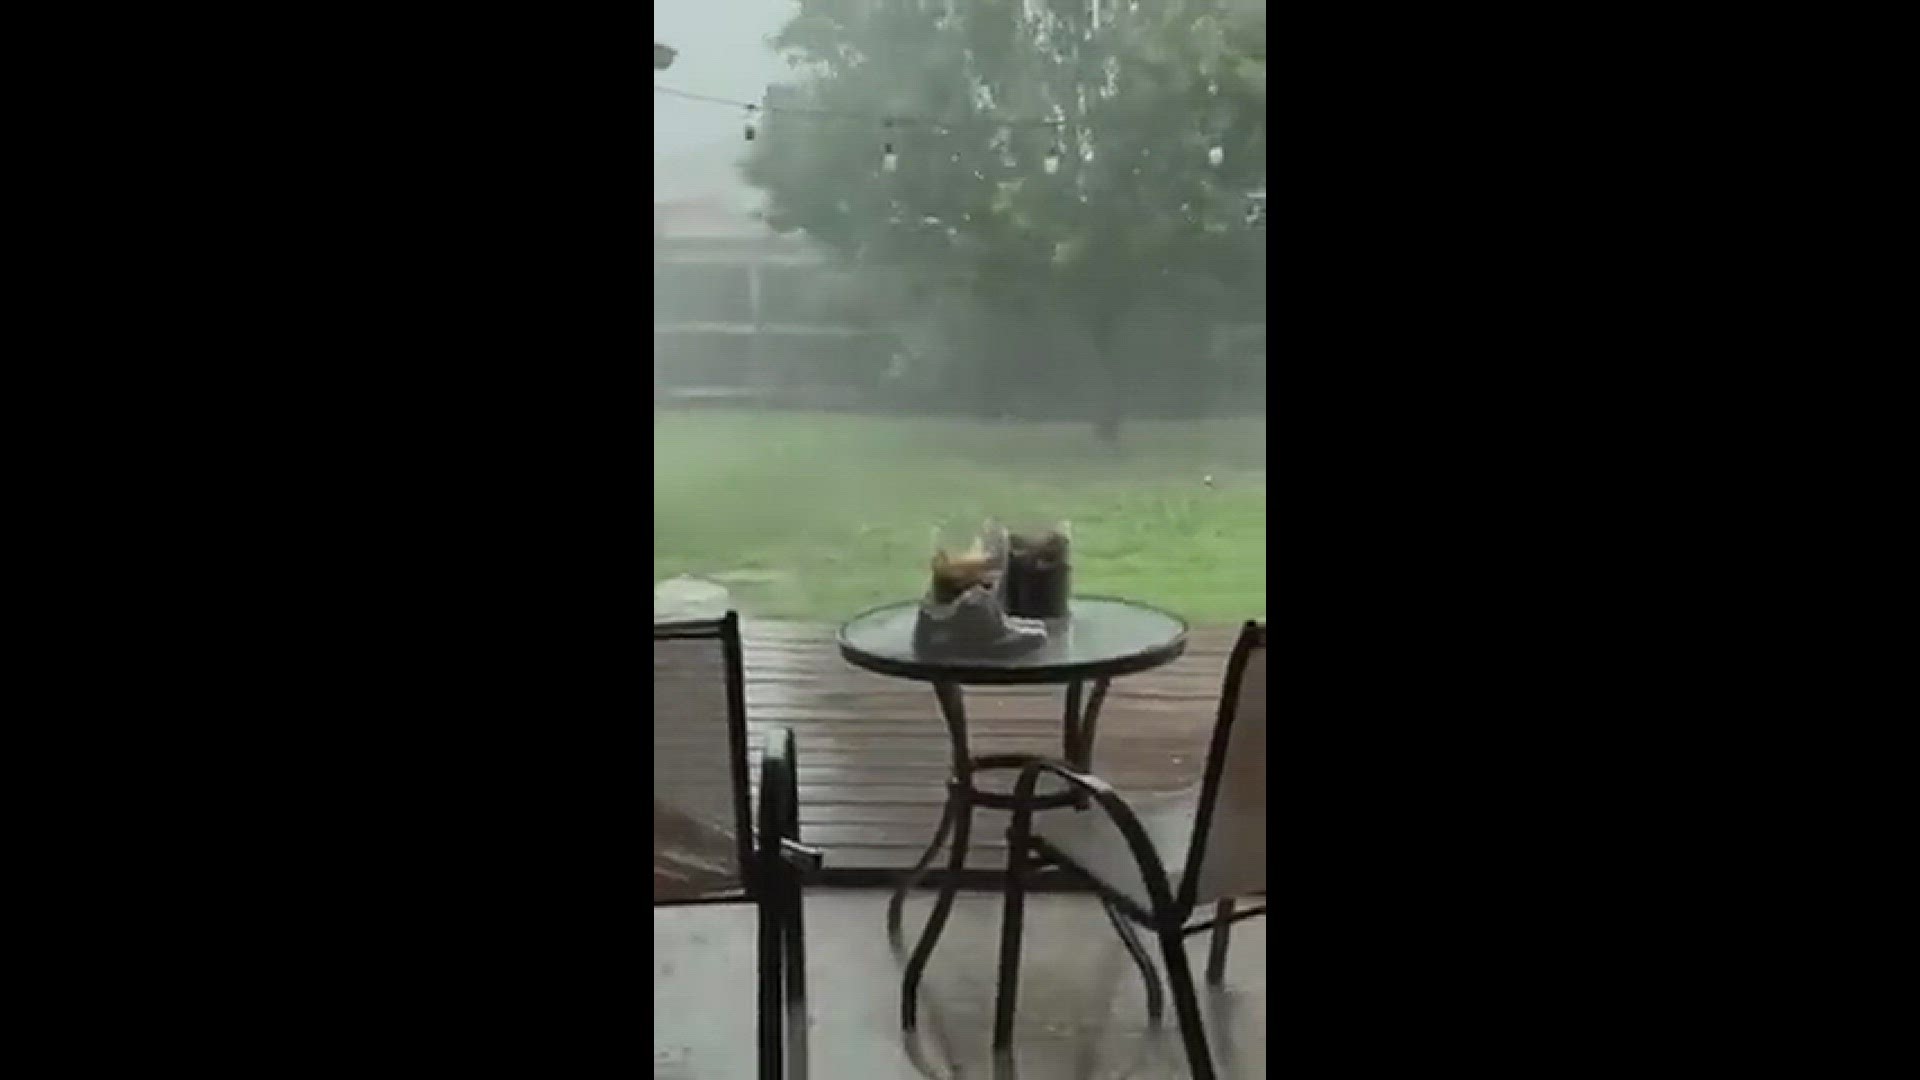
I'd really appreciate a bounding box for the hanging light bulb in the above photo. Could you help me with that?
[883,142,898,173]
[1208,145,1225,167]
[1044,144,1062,174]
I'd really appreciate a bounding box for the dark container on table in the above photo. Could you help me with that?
[1004,530,1071,619]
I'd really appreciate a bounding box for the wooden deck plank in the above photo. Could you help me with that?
[709,620,1241,875]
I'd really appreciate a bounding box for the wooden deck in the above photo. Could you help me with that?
[737,621,1237,879]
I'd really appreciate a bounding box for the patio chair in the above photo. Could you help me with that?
[655,612,822,1080]
[992,621,1267,1080]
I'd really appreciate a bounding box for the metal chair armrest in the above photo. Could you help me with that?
[1007,759,1183,919]
[757,727,804,877]
[758,731,820,881]
[779,838,824,874]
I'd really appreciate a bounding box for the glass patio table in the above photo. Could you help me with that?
[836,596,1189,1030]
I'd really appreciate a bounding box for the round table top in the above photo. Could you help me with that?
[837,596,1188,685]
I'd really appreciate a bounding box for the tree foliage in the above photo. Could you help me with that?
[744,0,1265,434]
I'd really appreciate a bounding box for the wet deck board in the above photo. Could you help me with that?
[730,621,1238,875]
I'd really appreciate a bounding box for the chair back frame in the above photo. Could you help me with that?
[654,611,758,902]
[655,612,814,1079]
[1174,620,1267,918]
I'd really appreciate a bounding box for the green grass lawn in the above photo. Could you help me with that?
[654,409,1266,624]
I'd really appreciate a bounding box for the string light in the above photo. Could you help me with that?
[659,85,1257,215]
[656,84,1066,130]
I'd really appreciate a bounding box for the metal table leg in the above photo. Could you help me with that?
[886,795,957,948]
[897,675,1161,1031]
[1101,895,1166,1023]
[901,682,973,1030]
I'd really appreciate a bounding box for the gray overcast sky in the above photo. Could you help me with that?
[654,0,793,164]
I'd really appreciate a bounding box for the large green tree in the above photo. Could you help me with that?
[744,0,1265,441]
